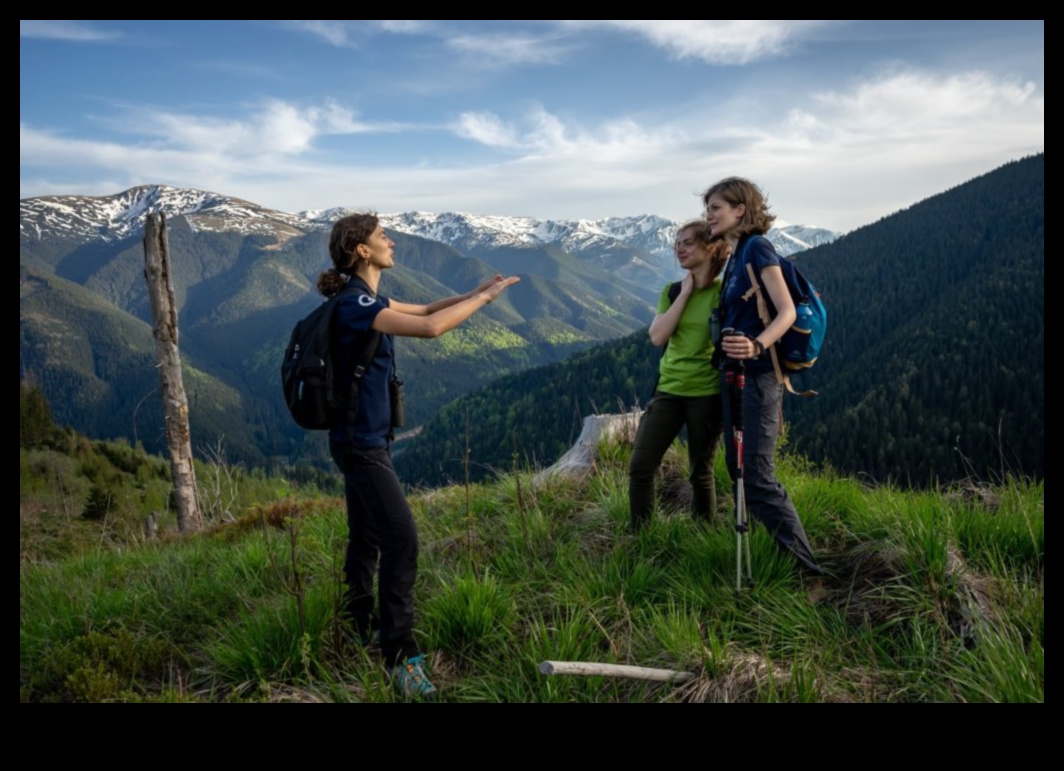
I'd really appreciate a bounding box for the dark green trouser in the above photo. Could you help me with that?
[629,392,723,530]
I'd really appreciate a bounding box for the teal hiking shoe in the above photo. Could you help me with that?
[391,655,438,700]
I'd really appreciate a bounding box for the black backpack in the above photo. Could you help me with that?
[281,282,381,431]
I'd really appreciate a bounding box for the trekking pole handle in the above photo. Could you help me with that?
[722,329,747,428]
[722,329,747,386]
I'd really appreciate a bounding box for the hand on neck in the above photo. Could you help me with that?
[690,263,714,289]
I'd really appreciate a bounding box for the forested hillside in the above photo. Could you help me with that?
[396,331,658,483]
[398,155,1045,488]
[787,154,1044,484]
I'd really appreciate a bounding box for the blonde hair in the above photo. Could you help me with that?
[677,219,729,278]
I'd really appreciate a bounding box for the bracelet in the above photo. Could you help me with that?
[752,339,765,357]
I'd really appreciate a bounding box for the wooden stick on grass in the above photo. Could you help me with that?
[540,661,695,684]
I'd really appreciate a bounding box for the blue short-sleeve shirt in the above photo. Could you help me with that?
[329,281,395,448]
[720,235,781,375]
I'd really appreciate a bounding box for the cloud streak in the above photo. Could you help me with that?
[445,33,570,66]
[283,20,570,69]
[558,20,830,64]
[20,20,121,42]
[281,20,432,47]
[122,100,390,157]
[20,99,408,198]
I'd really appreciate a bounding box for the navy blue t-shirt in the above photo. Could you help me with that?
[328,282,394,448]
[720,235,781,375]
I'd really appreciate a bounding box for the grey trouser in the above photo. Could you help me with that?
[629,392,723,530]
[722,369,822,576]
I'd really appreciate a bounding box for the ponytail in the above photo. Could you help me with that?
[316,268,348,298]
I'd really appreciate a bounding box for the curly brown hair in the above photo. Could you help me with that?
[676,219,730,279]
[317,212,380,298]
[701,177,776,238]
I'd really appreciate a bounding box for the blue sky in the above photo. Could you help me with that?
[20,20,1043,232]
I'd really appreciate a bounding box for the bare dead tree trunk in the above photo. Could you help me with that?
[143,213,203,534]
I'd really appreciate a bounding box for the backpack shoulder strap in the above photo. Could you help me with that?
[649,281,683,399]
[342,329,383,442]
[667,281,682,305]
[330,280,385,441]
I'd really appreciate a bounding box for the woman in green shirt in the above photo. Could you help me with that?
[629,220,728,531]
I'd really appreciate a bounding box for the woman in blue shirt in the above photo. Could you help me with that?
[318,213,519,697]
[703,178,823,579]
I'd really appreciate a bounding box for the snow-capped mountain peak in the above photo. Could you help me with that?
[20,185,307,243]
[375,211,836,261]
[20,187,839,263]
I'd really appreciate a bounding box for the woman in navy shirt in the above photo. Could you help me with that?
[318,213,519,698]
[703,178,823,582]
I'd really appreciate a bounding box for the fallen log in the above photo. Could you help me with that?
[540,661,695,684]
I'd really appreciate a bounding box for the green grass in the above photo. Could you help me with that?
[20,439,1045,703]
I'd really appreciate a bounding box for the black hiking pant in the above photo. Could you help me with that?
[721,370,822,576]
[330,443,420,667]
[629,392,724,530]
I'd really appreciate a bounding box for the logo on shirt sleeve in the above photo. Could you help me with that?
[358,295,377,308]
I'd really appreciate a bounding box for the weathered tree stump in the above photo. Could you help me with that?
[535,411,643,483]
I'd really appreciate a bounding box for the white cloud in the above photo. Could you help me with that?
[281,20,431,47]
[378,20,430,34]
[714,70,1044,227]
[446,34,569,66]
[20,99,406,201]
[806,71,1041,135]
[20,20,121,42]
[20,70,1044,232]
[282,20,568,68]
[448,69,1042,227]
[280,20,358,47]
[559,20,829,64]
[105,100,393,159]
[454,113,521,149]
[455,108,668,159]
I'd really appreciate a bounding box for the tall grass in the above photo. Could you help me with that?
[20,440,1044,703]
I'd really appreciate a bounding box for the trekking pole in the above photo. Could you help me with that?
[724,331,755,597]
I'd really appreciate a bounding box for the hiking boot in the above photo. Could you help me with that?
[360,630,381,648]
[391,655,438,700]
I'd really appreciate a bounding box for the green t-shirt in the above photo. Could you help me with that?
[656,281,722,397]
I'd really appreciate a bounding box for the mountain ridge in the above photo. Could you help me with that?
[22,186,839,262]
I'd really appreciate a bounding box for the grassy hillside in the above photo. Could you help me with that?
[21,435,1043,703]
[19,382,333,565]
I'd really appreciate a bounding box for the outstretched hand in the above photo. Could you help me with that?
[472,275,506,295]
[481,275,521,303]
